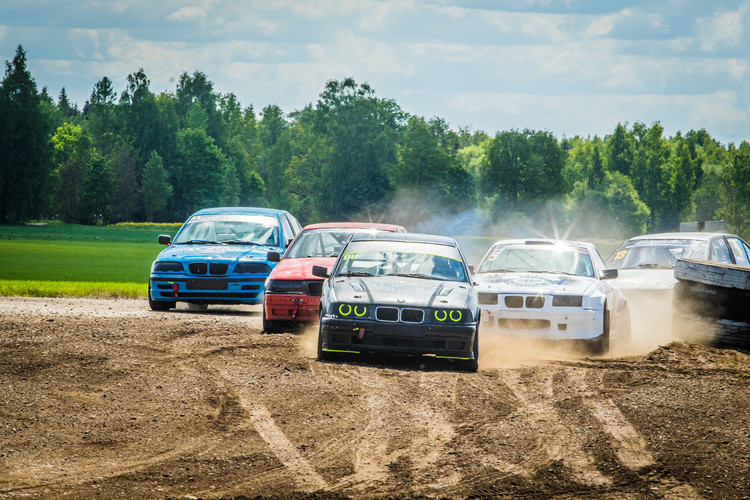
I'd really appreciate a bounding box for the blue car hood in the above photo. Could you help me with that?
[157,243,281,263]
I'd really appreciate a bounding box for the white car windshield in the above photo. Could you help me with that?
[478,244,595,278]
[335,241,467,282]
[285,229,381,259]
[173,214,279,246]
[606,239,709,269]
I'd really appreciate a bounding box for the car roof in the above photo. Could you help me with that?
[489,238,597,250]
[301,222,406,232]
[349,232,457,246]
[189,206,289,217]
[625,232,725,242]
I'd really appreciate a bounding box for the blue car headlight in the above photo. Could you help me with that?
[153,261,183,272]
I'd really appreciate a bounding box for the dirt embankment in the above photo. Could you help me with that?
[1,297,749,499]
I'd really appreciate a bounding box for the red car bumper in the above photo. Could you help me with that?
[264,293,320,322]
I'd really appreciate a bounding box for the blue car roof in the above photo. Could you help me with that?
[189,207,288,218]
[349,232,457,247]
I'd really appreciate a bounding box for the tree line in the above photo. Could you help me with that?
[1,45,748,240]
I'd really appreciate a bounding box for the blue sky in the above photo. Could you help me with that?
[2,0,749,145]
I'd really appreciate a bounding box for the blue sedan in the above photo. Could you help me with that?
[148,207,302,311]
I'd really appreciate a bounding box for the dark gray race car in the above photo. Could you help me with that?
[313,232,480,371]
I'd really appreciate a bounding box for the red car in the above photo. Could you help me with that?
[262,222,407,332]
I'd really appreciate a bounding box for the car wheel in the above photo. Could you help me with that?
[316,311,335,361]
[262,304,284,333]
[456,332,479,372]
[148,282,174,311]
[593,306,611,355]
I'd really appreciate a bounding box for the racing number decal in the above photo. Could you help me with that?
[613,250,627,260]
[342,253,357,260]
[487,251,499,261]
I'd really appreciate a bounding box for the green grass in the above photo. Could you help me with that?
[0,222,180,298]
[0,280,145,299]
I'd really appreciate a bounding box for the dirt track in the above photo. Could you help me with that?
[1,297,749,499]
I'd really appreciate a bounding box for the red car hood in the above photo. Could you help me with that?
[268,256,336,281]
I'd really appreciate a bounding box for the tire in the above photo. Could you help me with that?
[316,311,335,361]
[262,304,284,333]
[456,332,479,372]
[593,306,611,355]
[148,282,174,311]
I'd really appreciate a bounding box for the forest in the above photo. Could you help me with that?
[1,44,749,240]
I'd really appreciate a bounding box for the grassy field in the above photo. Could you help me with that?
[0,222,181,298]
[0,222,623,299]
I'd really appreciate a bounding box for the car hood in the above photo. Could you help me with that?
[331,276,474,309]
[611,269,677,292]
[269,257,335,280]
[474,272,596,295]
[157,243,281,262]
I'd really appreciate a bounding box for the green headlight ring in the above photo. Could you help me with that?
[450,310,462,322]
[339,304,352,316]
[435,310,447,322]
[354,306,367,317]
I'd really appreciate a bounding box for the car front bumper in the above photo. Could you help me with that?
[149,275,267,305]
[479,307,603,341]
[319,316,477,359]
[264,293,320,321]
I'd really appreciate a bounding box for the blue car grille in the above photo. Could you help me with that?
[188,262,230,275]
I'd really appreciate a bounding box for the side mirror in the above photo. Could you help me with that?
[312,265,329,278]
[158,234,171,246]
[602,268,618,280]
[267,251,281,263]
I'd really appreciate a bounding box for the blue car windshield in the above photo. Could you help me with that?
[174,214,280,246]
[335,240,467,282]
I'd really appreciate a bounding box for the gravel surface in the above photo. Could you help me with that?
[1,296,749,499]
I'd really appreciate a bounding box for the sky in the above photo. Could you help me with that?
[1,0,749,145]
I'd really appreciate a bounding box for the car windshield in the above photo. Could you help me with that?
[335,240,468,282]
[477,243,595,278]
[173,214,279,246]
[285,228,383,259]
[605,239,709,269]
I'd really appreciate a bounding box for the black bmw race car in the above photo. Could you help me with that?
[313,232,480,371]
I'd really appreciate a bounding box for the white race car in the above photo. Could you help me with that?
[474,239,630,354]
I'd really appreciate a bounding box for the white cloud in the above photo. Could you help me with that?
[168,6,208,23]
[697,7,744,51]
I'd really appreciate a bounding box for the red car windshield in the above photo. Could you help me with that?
[285,228,382,259]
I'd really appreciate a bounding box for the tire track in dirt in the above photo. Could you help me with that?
[235,387,329,492]
[565,367,703,499]
[564,368,654,470]
[501,368,612,486]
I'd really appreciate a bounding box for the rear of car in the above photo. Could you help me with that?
[316,233,480,371]
[262,222,406,332]
[148,207,301,311]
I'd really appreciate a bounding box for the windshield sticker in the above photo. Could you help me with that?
[613,250,627,260]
